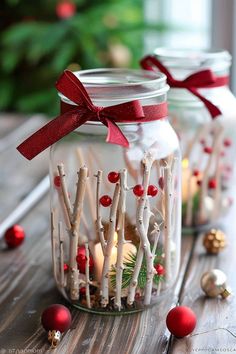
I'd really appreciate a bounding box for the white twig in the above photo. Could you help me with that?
[95,170,106,253]
[85,243,91,308]
[163,160,172,284]
[115,169,127,310]
[57,164,73,224]
[58,221,66,287]
[101,183,121,307]
[51,211,60,286]
[151,223,161,257]
[198,125,224,224]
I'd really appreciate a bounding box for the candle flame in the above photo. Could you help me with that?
[182,158,189,169]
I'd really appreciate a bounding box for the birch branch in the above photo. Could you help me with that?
[95,170,106,253]
[85,242,91,308]
[101,183,121,307]
[115,169,127,310]
[58,221,66,288]
[163,159,172,284]
[51,210,60,286]
[57,164,73,224]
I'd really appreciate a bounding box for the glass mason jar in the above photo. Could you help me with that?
[146,48,236,229]
[49,68,181,314]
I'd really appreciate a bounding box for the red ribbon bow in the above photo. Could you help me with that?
[18,70,163,160]
[140,55,228,119]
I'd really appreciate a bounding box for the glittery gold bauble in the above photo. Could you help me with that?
[200,269,231,298]
[203,229,226,254]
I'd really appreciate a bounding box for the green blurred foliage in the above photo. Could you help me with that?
[0,0,170,116]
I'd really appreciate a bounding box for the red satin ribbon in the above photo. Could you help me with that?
[17,70,168,160]
[140,55,229,119]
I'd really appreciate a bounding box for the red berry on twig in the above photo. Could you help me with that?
[108,171,120,183]
[158,176,164,190]
[193,169,200,177]
[155,263,165,276]
[208,179,217,189]
[204,146,213,154]
[100,195,112,207]
[148,185,158,197]
[133,184,144,197]
[224,138,232,147]
[54,176,61,188]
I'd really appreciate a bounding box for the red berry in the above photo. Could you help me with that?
[166,306,197,338]
[224,138,232,147]
[197,180,202,187]
[100,195,112,207]
[108,171,120,183]
[133,184,144,197]
[56,1,76,19]
[208,179,217,189]
[204,146,213,154]
[193,169,200,177]
[64,263,69,272]
[4,225,25,248]
[200,138,206,146]
[54,175,61,188]
[76,246,94,274]
[148,185,158,197]
[155,263,165,276]
[80,287,86,296]
[158,176,164,190]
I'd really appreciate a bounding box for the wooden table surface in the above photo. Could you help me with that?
[0,114,236,354]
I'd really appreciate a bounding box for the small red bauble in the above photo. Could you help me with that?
[148,185,158,197]
[193,169,200,177]
[76,246,94,274]
[166,306,197,338]
[196,180,202,187]
[204,146,213,154]
[133,184,144,197]
[80,287,86,296]
[4,225,25,248]
[56,1,76,19]
[108,171,120,183]
[224,138,232,147]
[208,179,217,189]
[99,195,112,207]
[64,263,69,272]
[54,176,61,188]
[155,263,165,276]
[158,176,164,190]
[41,304,72,333]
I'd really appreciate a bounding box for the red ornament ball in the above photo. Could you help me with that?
[204,146,213,154]
[148,185,158,197]
[158,176,164,190]
[100,195,112,207]
[133,184,144,197]
[4,225,25,248]
[224,138,232,147]
[64,263,69,272]
[155,263,165,276]
[54,175,61,188]
[208,178,217,189]
[193,169,200,177]
[76,246,94,274]
[41,304,71,333]
[108,171,120,183]
[166,306,197,338]
[56,1,76,19]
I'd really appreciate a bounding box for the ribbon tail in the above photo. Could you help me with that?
[105,118,129,148]
[17,109,87,160]
[188,88,222,119]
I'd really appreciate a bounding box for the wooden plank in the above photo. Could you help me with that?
[170,205,236,354]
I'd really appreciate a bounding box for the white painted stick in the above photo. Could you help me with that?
[57,164,73,224]
[163,161,172,284]
[50,211,60,286]
[101,183,120,307]
[58,221,66,287]
[85,243,91,308]
[115,169,127,310]
[95,171,106,253]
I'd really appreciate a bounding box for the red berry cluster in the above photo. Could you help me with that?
[76,246,94,274]
[133,184,158,197]
[155,263,165,276]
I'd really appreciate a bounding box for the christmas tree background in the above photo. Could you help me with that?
[0,0,170,116]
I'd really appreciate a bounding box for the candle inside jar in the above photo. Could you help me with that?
[182,158,200,202]
[94,232,136,283]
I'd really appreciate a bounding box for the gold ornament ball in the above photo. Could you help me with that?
[203,229,226,254]
[200,269,231,298]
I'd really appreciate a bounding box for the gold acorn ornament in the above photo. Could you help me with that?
[203,229,226,254]
[200,269,231,298]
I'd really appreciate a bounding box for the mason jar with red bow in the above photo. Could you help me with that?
[17,68,181,314]
[141,49,236,229]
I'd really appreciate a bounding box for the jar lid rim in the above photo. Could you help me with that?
[59,68,169,102]
[153,47,231,70]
